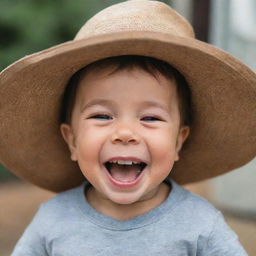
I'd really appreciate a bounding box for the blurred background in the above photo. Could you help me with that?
[0,0,255,255]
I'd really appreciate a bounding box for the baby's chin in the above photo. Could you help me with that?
[103,189,147,206]
[104,182,165,206]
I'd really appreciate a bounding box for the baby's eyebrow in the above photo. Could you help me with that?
[80,99,170,113]
[141,101,170,112]
[80,99,114,112]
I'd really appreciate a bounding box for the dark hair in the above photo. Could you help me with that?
[60,55,192,126]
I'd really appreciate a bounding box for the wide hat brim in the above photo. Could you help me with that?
[0,31,256,192]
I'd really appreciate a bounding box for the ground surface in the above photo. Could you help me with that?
[1,181,255,255]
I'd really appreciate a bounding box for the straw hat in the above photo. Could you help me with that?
[0,0,255,192]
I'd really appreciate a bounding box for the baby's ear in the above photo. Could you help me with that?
[60,123,77,161]
[175,126,190,161]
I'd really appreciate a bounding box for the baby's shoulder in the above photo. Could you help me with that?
[36,184,84,222]
[170,182,221,225]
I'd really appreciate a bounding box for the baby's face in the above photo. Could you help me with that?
[61,67,189,205]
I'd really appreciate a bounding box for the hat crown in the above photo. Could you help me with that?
[75,0,195,40]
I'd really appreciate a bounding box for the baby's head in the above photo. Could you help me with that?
[60,55,191,205]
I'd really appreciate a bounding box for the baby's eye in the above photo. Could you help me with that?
[89,114,112,120]
[141,116,161,121]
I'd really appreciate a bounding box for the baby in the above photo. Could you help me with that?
[0,1,255,255]
[60,55,191,217]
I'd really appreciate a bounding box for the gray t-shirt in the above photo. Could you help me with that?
[12,180,248,256]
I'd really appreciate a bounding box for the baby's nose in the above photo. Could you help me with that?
[111,122,140,145]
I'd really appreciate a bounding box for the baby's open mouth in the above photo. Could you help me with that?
[104,160,147,183]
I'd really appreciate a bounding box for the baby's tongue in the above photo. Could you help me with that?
[110,163,140,182]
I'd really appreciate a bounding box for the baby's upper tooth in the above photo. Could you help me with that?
[117,160,133,165]
[109,160,140,165]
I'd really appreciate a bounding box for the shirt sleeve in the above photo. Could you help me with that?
[204,212,248,256]
[11,206,48,256]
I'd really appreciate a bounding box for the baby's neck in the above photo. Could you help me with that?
[85,182,171,221]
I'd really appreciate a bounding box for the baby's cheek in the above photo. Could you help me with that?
[150,129,177,148]
[75,128,106,161]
